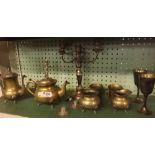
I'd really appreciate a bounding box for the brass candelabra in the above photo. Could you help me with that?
[59,41,103,102]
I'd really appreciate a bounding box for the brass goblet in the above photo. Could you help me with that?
[133,69,147,103]
[138,73,155,115]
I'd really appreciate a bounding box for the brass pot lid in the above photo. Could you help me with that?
[37,78,57,87]
[115,89,132,96]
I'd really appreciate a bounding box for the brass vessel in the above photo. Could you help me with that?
[0,68,26,101]
[27,78,69,106]
[108,84,123,99]
[26,61,69,107]
[111,89,132,110]
[89,83,104,105]
[133,69,147,103]
[138,72,155,115]
[79,89,100,113]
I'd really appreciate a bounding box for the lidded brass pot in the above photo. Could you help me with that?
[79,89,101,113]
[26,61,69,107]
[111,89,132,111]
[0,68,26,101]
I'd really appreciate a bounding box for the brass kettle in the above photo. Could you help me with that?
[26,61,69,106]
[0,68,26,100]
[111,89,132,110]
[79,89,101,112]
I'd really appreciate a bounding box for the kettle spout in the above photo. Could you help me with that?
[58,81,70,98]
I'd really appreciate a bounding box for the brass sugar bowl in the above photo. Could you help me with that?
[0,68,26,101]
[111,89,132,111]
[79,89,101,113]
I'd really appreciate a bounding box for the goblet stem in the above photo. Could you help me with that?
[136,87,140,99]
[143,94,148,108]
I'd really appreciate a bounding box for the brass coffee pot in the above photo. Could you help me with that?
[26,61,69,108]
[111,89,132,111]
[79,89,101,113]
[0,68,26,101]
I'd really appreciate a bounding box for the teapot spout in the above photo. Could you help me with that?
[58,81,70,98]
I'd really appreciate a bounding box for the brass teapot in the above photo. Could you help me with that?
[26,61,69,107]
[26,78,69,106]
[0,68,26,101]
[79,89,101,113]
[111,89,132,110]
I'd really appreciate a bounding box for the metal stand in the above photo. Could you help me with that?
[59,41,103,103]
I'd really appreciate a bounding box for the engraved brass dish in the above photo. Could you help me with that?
[0,68,26,101]
[111,89,132,110]
[133,69,147,103]
[138,72,155,115]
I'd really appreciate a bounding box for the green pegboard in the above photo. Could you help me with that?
[12,37,155,95]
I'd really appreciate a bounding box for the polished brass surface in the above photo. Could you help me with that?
[138,72,155,115]
[26,61,69,105]
[111,89,132,110]
[27,79,69,105]
[0,69,26,100]
[108,84,123,99]
[79,89,100,110]
[133,69,147,104]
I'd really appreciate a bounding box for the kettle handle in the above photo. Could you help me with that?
[26,79,37,96]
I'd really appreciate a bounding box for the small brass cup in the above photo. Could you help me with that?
[138,72,155,115]
[133,69,147,104]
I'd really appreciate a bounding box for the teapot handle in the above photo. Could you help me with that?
[26,79,37,96]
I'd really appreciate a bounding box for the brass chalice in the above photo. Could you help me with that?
[138,73,155,115]
[133,69,147,103]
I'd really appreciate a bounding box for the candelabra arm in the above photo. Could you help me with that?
[61,54,75,63]
[85,51,100,63]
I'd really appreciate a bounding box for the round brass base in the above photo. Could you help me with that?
[138,106,152,115]
[134,97,143,104]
